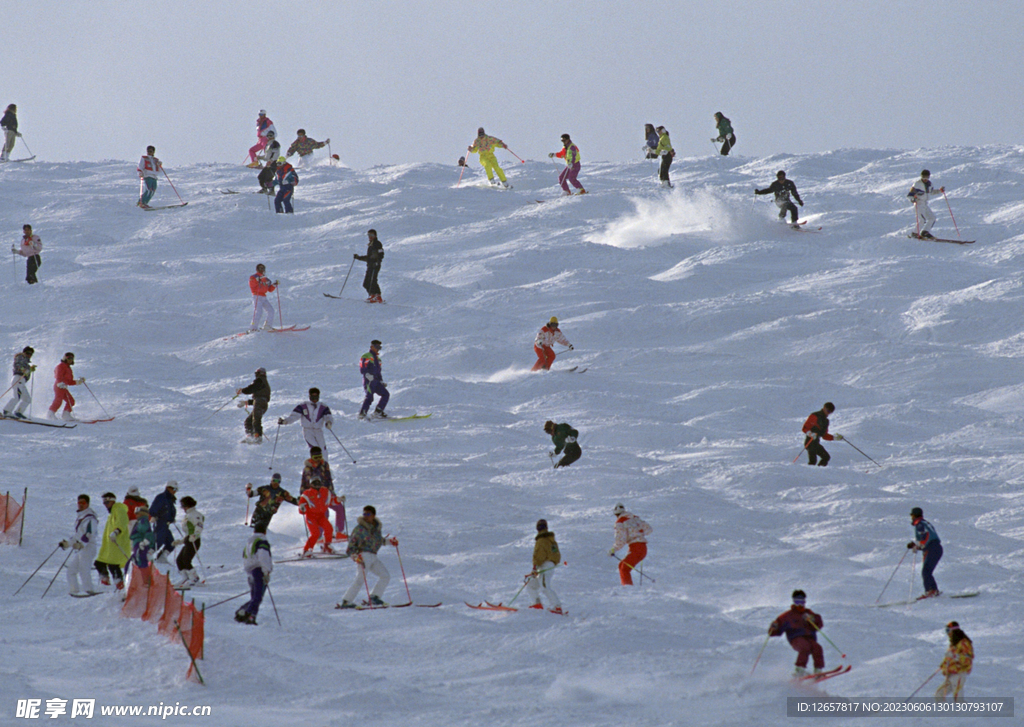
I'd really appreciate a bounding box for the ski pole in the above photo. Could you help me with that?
[842,438,882,468]
[14,544,61,595]
[611,553,656,583]
[941,190,961,239]
[914,199,921,237]
[393,542,412,605]
[805,619,847,660]
[357,554,376,608]
[20,137,33,158]
[29,376,34,417]
[908,548,917,603]
[750,633,772,675]
[791,437,812,464]
[875,548,910,604]
[244,487,251,526]
[269,422,281,470]
[275,287,284,329]
[506,148,525,164]
[173,524,205,571]
[82,382,112,419]
[508,565,556,606]
[41,548,75,599]
[338,257,355,296]
[907,668,941,699]
[198,393,239,424]
[0,374,22,401]
[267,189,273,212]
[162,168,185,204]
[206,591,248,610]
[11,248,15,284]
[327,426,357,464]
[266,584,282,627]
[456,148,470,188]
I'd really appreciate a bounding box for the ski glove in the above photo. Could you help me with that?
[365,374,374,382]
[389,537,399,547]
[608,548,616,557]
[72,541,83,550]
[76,377,85,384]
[59,540,70,549]
[548,153,555,158]
[568,344,574,350]
[263,571,271,583]
[57,382,68,389]
[352,553,364,564]
[109,531,120,542]
[907,542,916,549]
[277,417,286,424]
[833,434,844,441]
[805,432,818,440]
[172,539,184,547]
[326,421,332,429]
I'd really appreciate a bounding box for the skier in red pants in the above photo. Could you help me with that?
[768,590,825,676]
[298,479,334,557]
[608,503,653,585]
[532,317,572,371]
[48,352,84,421]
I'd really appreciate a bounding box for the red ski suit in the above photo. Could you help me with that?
[298,486,334,552]
[49,361,78,414]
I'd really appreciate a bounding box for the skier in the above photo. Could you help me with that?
[286,129,329,167]
[173,495,204,587]
[532,316,573,372]
[94,492,130,590]
[256,131,281,193]
[47,351,83,420]
[908,506,942,598]
[278,387,335,457]
[608,503,653,585]
[137,145,162,209]
[248,110,276,166]
[247,263,278,332]
[712,112,736,156]
[767,589,825,676]
[273,156,298,213]
[935,621,973,702]
[544,420,581,468]
[548,133,587,195]
[354,229,385,303]
[300,446,345,537]
[2,346,36,419]
[12,224,42,285]
[149,480,178,563]
[643,123,659,159]
[298,478,335,556]
[527,519,562,613]
[756,170,804,226]
[123,485,148,522]
[908,170,946,239]
[358,339,390,420]
[1,103,21,162]
[236,366,271,442]
[655,126,675,188]
[467,127,510,188]
[59,494,99,596]
[128,504,157,580]
[337,505,397,608]
[235,522,273,625]
[246,473,298,531]
[801,402,842,467]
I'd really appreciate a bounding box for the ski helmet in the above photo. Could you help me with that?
[910,507,923,518]
[277,156,286,164]
[370,339,382,348]
[549,316,558,326]
[255,367,267,376]
[613,503,625,516]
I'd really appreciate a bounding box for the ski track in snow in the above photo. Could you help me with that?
[2,149,1024,726]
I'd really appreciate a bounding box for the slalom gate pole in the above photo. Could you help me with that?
[875,548,910,603]
[18,486,27,546]
[942,190,962,239]
[612,553,656,583]
[907,668,941,699]
[198,394,239,424]
[14,544,61,595]
[41,549,75,598]
[806,619,847,659]
[266,584,282,627]
[908,549,917,603]
[162,168,185,204]
[269,422,281,470]
[506,148,525,163]
[750,634,772,675]
[327,426,357,464]
[174,620,205,685]
[338,257,355,296]
[206,591,248,610]
[843,438,882,468]
[914,199,921,237]
[276,288,284,328]
[21,137,33,157]
[394,543,412,604]
[82,382,112,419]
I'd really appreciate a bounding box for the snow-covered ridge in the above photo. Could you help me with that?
[1,147,1022,725]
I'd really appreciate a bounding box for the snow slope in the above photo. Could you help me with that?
[1,148,1022,726]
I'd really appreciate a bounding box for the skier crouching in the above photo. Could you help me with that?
[768,589,825,677]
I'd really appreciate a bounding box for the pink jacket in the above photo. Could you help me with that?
[17,234,42,257]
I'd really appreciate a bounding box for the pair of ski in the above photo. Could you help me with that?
[908,232,974,245]
[335,601,442,610]
[362,413,432,422]
[795,665,851,682]
[142,203,188,211]
[224,324,310,340]
[561,366,587,374]
[322,293,387,304]
[1,156,35,163]
[465,601,566,615]
[276,552,347,563]
[786,220,822,232]
[0,414,115,429]
[873,591,979,608]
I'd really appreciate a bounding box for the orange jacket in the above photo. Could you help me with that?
[298,486,330,518]
[249,273,276,297]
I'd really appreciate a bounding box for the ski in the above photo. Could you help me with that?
[873,591,979,608]
[276,552,346,563]
[142,203,189,211]
[78,417,115,424]
[907,233,974,245]
[70,591,104,598]
[2,156,36,163]
[268,325,310,333]
[796,665,851,682]
[323,293,343,299]
[466,601,517,611]
[363,413,431,422]
[0,415,76,429]
[558,367,587,373]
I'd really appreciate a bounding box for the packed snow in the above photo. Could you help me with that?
[1,146,1022,726]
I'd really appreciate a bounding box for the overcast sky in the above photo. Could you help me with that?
[6,1,1022,169]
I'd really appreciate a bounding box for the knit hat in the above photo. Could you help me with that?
[791,589,807,606]
[166,480,178,491]
[371,340,382,348]
[22,346,34,355]
[478,127,485,135]
[536,519,548,532]
[910,507,923,518]
[310,446,322,456]
[259,109,266,115]
[363,505,376,515]
[255,367,267,376]
[613,503,625,516]
[271,473,281,482]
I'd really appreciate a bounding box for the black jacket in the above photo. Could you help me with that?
[355,239,384,269]
[241,374,271,404]
[756,179,802,205]
[1,110,17,132]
